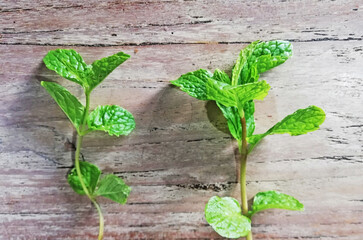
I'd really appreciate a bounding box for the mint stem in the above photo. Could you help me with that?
[240,117,253,240]
[74,91,104,240]
[91,199,104,240]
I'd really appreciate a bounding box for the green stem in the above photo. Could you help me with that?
[74,91,104,240]
[240,117,253,240]
[91,199,104,240]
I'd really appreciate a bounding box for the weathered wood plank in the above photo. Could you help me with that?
[1,0,362,45]
[1,0,363,238]
[0,40,362,239]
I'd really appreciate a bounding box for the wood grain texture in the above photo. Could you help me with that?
[1,0,362,239]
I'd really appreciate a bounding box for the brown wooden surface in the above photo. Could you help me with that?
[1,1,363,239]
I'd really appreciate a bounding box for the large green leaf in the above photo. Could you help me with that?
[95,174,131,204]
[87,105,135,137]
[170,69,212,100]
[67,161,101,195]
[250,191,304,216]
[249,40,292,74]
[43,49,89,87]
[41,81,85,130]
[88,51,130,91]
[248,106,326,152]
[205,196,251,238]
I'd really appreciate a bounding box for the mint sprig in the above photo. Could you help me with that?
[41,49,134,240]
[171,40,325,239]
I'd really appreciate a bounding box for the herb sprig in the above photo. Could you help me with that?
[171,40,326,239]
[41,49,135,240]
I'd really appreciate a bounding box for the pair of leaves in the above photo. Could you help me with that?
[43,49,130,92]
[171,69,271,117]
[68,161,131,204]
[205,191,303,238]
[41,49,135,136]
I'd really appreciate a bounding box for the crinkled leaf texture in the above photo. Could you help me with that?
[67,161,101,195]
[217,103,242,140]
[248,106,326,152]
[41,81,85,131]
[43,49,129,91]
[170,69,212,100]
[172,70,270,109]
[43,49,89,87]
[171,40,291,141]
[88,52,130,91]
[250,191,304,216]
[88,105,136,136]
[205,196,251,238]
[95,174,131,204]
[213,69,231,84]
[231,40,293,138]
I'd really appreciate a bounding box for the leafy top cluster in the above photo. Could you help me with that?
[171,40,325,152]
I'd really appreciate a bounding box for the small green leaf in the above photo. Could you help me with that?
[213,69,231,84]
[43,49,89,87]
[216,103,242,140]
[205,196,251,238]
[232,40,260,86]
[88,51,130,91]
[250,191,304,216]
[248,106,326,151]
[244,101,256,137]
[67,161,101,195]
[87,105,135,136]
[170,69,212,100]
[95,174,131,204]
[41,81,85,130]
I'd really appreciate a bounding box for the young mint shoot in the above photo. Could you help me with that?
[41,49,135,240]
[171,40,326,239]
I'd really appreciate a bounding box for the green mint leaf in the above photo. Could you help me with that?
[248,106,326,151]
[41,81,85,130]
[244,101,256,137]
[213,69,231,84]
[230,80,270,105]
[250,40,292,75]
[232,40,260,86]
[250,190,304,216]
[88,51,130,91]
[43,49,89,87]
[170,69,213,100]
[95,174,131,204]
[216,103,242,140]
[206,79,236,107]
[87,105,136,137]
[67,161,101,195]
[207,80,270,109]
[205,196,251,238]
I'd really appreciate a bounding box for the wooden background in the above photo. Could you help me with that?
[1,0,362,239]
